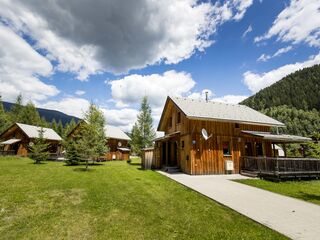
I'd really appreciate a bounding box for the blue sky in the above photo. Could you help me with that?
[0,0,319,131]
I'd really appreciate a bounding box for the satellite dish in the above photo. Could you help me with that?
[201,128,212,141]
[118,141,122,147]
[29,142,34,147]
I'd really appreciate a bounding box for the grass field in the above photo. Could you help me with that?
[236,179,320,206]
[0,157,287,240]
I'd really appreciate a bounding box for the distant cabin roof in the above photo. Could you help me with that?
[16,123,62,141]
[159,97,285,129]
[105,125,131,141]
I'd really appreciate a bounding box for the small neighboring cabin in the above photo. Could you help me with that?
[0,123,62,157]
[68,123,131,160]
[146,96,311,175]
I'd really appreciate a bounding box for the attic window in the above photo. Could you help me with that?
[177,112,181,124]
[235,123,240,128]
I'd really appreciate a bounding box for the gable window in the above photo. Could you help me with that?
[177,112,181,124]
[235,123,240,128]
[181,140,184,149]
[223,142,231,156]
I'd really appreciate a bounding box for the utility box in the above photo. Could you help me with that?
[225,160,234,174]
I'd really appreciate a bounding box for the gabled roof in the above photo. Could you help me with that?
[241,130,312,143]
[15,123,62,141]
[158,96,285,130]
[105,125,131,141]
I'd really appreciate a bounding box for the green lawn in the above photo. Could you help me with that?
[236,179,320,206]
[0,157,286,240]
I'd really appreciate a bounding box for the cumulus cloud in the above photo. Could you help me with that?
[255,0,320,47]
[0,0,253,79]
[39,97,90,118]
[244,53,320,93]
[257,46,293,62]
[39,97,138,132]
[109,70,196,108]
[0,24,59,102]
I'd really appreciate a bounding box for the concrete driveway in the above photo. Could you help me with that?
[159,172,320,240]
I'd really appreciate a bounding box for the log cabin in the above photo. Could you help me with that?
[0,123,62,157]
[68,122,131,160]
[149,96,312,175]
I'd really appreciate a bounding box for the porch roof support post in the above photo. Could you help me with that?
[282,143,287,157]
[272,143,276,157]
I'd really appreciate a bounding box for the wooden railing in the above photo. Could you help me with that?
[241,156,320,180]
[0,150,15,156]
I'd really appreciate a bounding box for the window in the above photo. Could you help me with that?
[168,117,172,128]
[256,143,263,156]
[223,142,231,156]
[181,140,184,149]
[235,123,240,128]
[177,112,181,124]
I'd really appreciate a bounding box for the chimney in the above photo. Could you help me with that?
[205,91,209,102]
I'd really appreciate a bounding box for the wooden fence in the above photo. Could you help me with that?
[242,156,320,180]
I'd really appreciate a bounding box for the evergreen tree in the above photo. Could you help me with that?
[20,101,42,125]
[10,94,23,123]
[57,120,64,137]
[131,96,156,156]
[77,103,108,169]
[63,118,77,138]
[0,95,10,134]
[29,128,49,164]
[64,140,81,165]
[51,119,58,133]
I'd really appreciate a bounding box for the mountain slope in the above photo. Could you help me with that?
[241,64,320,111]
[241,65,320,137]
[3,101,80,125]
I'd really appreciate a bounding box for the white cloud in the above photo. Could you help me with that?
[0,0,253,79]
[242,25,253,38]
[39,97,90,119]
[244,53,320,93]
[188,89,214,100]
[39,96,138,132]
[109,70,196,108]
[255,0,320,47]
[101,108,138,133]
[257,46,293,62]
[75,90,85,96]
[212,95,248,104]
[0,24,59,102]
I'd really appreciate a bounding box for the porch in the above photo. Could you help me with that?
[241,157,320,180]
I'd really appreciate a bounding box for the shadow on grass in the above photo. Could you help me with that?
[298,192,320,202]
[28,162,48,165]
[128,162,141,166]
[73,167,96,172]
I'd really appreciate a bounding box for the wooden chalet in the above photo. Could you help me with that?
[146,96,318,178]
[68,123,131,161]
[0,123,62,157]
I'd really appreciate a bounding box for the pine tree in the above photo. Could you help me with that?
[65,140,81,165]
[77,103,108,169]
[20,101,42,125]
[131,96,156,156]
[10,94,23,123]
[0,95,10,134]
[57,120,64,137]
[29,128,49,164]
[51,119,57,133]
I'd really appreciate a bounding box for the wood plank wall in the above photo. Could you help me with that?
[155,99,274,175]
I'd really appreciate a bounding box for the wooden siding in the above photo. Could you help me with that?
[154,98,275,175]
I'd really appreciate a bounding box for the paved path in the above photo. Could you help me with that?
[159,172,320,240]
